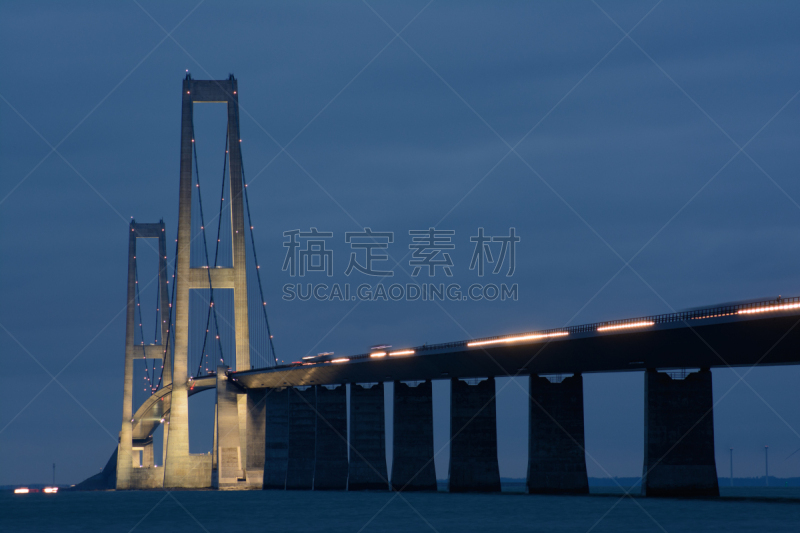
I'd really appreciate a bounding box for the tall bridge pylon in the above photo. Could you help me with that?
[108,75,276,491]
[163,74,253,488]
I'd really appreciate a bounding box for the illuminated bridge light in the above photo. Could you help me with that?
[738,302,800,315]
[467,331,568,348]
[389,349,415,356]
[14,488,29,494]
[370,352,387,358]
[330,358,349,363]
[692,312,736,320]
[43,487,58,494]
[597,321,654,332]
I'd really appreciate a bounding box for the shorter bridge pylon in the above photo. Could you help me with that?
[117,220,171,490]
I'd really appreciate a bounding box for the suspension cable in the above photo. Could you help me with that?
[152,272,161,346]
[133,262,156,393]
[213,134,228,268]
[191,120,226,375]
[199,130,229,375]
[152,230,178,392]
[239,142,278,366]
[196,285,215,377]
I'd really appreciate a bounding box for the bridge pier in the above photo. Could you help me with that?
[527,374,589,494]
[164,391,213,488]
[392,381,437,491]
[314,385,348,490]
[349,383,389,490]
[129,443,163,489]
[142,442,154,468]
[642,368,719,497]
[286,387,316,490]
[449,378,501,493]
[263,387,289,489]
[212,406,217,471]
[130,443,154,468]
[216,367,245,489]
[162,415,170,474]
[245,389,266,488]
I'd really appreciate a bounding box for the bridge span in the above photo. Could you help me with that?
[76,75,800,498]
[222,297,800,496]
[235,301,800,388]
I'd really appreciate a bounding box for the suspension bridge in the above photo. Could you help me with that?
[76,75,800,496]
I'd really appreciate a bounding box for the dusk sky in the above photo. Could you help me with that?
[2,1,800,487]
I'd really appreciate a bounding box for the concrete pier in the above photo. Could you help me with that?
[642,368,719,497]
[392,381,437,491]
[314,385,348,490]
[246,389,266,488]
[348,383,388,490]
[216,367,245,489]
[212,405,217,470]
[141,443,154,468]
[263,387,289,489]
[286,387,316,490]
[449,378,501,492]
[527,374,589,494]
[129,443,163,489]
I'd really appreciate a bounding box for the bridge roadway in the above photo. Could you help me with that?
[104,296,800,495]
[130,375,216,444]
[234,299,800,389]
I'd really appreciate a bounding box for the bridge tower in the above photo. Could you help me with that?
[117,221,171,490]
[163,74,252,488]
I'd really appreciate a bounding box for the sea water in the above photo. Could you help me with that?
[2,487,799,532]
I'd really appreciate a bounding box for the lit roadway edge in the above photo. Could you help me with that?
[234,298,800,389]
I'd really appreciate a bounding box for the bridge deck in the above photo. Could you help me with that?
[235,298,800,389]
[130,375,216,442]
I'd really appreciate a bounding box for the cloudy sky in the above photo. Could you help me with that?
[2,0,800,486]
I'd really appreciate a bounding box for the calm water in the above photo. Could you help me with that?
[2,488,799,532]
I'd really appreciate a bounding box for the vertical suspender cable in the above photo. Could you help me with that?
[191,121,226,376]
[133,262,156,393]
[153,235,178,393]
[213,134,228,268]
[153,278,161,345]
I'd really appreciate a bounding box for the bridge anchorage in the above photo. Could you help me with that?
[75,75,800,496]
